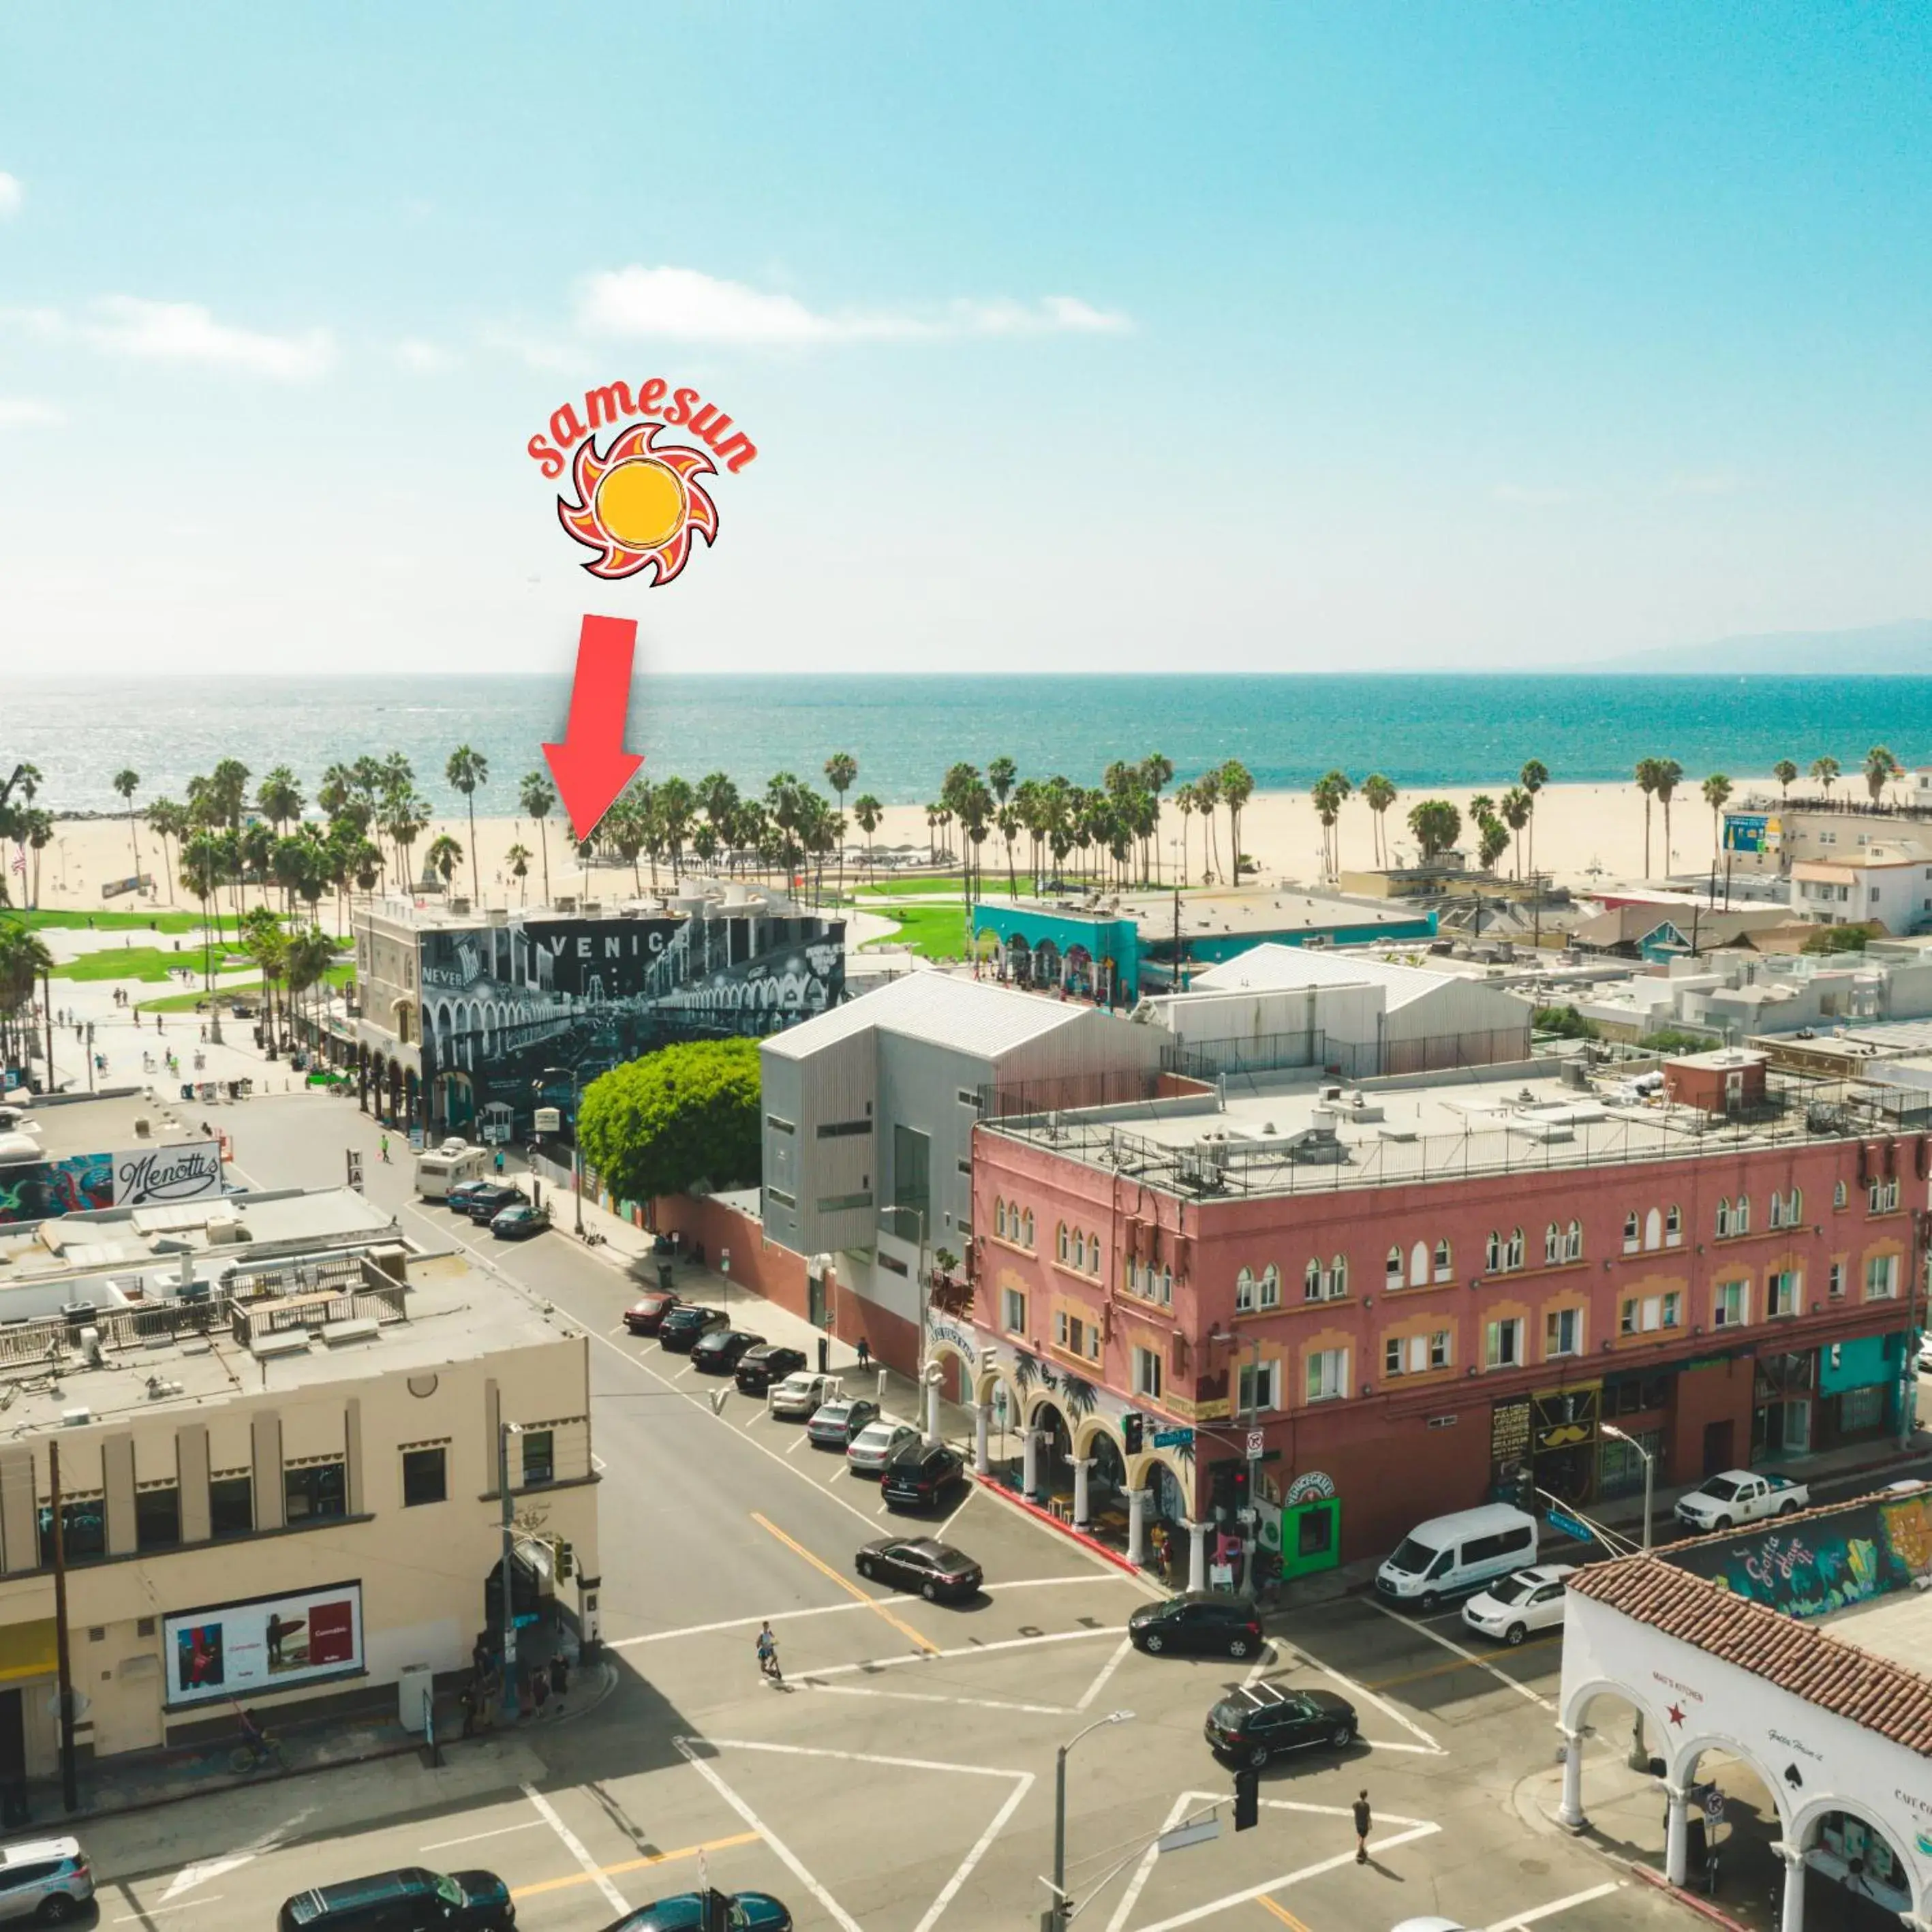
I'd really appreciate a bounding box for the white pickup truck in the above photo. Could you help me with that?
[1673,1469,1810,1533]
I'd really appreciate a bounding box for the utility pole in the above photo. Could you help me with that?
[497,1422,520,1722]
[40,972,53,1096]
[48,1440,77,1813]
[1240,1336,1262,1597]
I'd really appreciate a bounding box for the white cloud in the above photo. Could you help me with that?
[0,398,62,427]
[0,174,22,219]
[574,265,1131,346]
[395,337,457,373]
[0,305,63,339]
[1491,482,1574,507]
[82,296,333,380]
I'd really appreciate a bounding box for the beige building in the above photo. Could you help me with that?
[0,1187,598,1775]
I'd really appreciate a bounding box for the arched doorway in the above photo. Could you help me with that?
[1033,939,1062,988]
[1005,935,1032,985]
[1027,1397,1073,1508]
[1789,1801,1920,1929]
[1064,944,1092,998]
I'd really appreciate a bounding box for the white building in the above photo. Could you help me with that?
[1790,840,1932,934]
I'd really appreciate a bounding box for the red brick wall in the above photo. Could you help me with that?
[1668,1356,1757,1481]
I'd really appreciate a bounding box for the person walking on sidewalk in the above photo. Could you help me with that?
[1353,1790,1372,1864]
[549,1651,569,1713]
[379,1133,391,1163]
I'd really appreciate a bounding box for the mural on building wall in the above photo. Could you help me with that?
[0,1140,224,1226]
[416,910,844,1137]
[1674,1492,1932,1619]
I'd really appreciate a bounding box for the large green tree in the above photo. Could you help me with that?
[577,1039,762,1204]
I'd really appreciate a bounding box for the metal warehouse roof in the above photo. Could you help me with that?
[762,971,1101,1062]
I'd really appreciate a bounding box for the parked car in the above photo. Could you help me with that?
[0,1837,93,1925]
[855,1535,983,1601]
[1204,1683,1358,1767]
[460,1182,525,1224]
[489,1201,550,1241]
[1918,1332,1932,1375]
[847,1418,921,1476]
[1129,1591,1263,1659]
[624,1290,680,1336]
[658,1305,729,1353]
[447,1179,493,1214]
[1674,1469,1809,1533]
[692,1328,766,1375]
[598,1892,791,1932]
[1375,1504,1539,1611]
[880,1441,964,1509]
[277,1865,514,1932]
[735,1345,808,1395]
[807,1398,880,1448]
[767,1370,840,1418]
[1460,1563,1576,1646]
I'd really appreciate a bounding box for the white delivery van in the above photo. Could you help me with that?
[1374,1503,1539,1610]
[413,1137,491,1200]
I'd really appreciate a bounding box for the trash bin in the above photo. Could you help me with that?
[658,1262,675,1291]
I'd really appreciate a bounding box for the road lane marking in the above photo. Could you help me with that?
[915,1768,1035,1932]
[519,1780,630,1917]
[1485,1881,1622,1931]
[753,1511,940,1655]
[1366,1599,1554,1710]
[114,1900,224,1921]
[674,1737,862,1932]
[697,1736,1026,1777]
[795,1624,1128,1684]
[1075,1635,1134,1711]
[1133,1822,1442,1932]
[786,1432,809,1456]
[510,1830,761,1899]
[422,1818,549,1850]
[810,1682,1074,1716]
[1107,1792,1195,1932]
[936,1482,979,1539]
[1364,1631,1562,1690]
[1257,1899,1311,1932]
[1264,1645,1444,1753]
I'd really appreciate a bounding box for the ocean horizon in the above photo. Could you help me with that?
[10,672,1932,816]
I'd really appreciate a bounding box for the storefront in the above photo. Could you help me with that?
[1815,1334,1907,1448]
[1752,1349,1815,1458]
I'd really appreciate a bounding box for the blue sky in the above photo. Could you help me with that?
[2,3,1929,675]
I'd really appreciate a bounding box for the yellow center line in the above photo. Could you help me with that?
[512,1830,761,1899]
[1364,1631,1563,1691]
[1258,1895,1312,1932]
[752,1510,940,1655]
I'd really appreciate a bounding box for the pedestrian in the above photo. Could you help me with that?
[494,1148,506,1176]
[755,1621,782,1685]
[855,1336,871,1370]
[549,1651,569,1711]
[380,1133,391,1163]
[1353,1790,1372,1864]
[531,1666,550,1719]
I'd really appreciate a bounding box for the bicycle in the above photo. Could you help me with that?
[229,1710,286,1775]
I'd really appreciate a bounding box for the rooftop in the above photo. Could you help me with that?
[0,1091,211,1167]
[358,879,812,931]
[977,886,1429,942]
[762,970,1110,1062]
[1189,943,1492,1012]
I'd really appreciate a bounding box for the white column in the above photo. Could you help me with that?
[1186,1520,1209,1593]
[1777,1843,1806,1932]
[924,1374,941,1447]
[1022,1428,1042,1499]
[971,1402,991,1476]
[1071,1457,1094,1530]
[1664,1784,1690,1885]
[1557,1728,1588,1832]
[1125,1488,1150,1566]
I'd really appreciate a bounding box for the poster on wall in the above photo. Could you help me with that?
[163,1581,364,1708]
[0,1140,224,1226]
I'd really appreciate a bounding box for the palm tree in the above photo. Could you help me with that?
[1518,758,1550,877]
[1810,754,1840,798]
[242,908,290,1053]
[284,926,337,1051]
[1702,773,1732,860]
[258,765,303,839]
[824,752,857,900]
[1773,759,1798,805]
[112,768,142,882]
[1219,761,1254,883]
[1194,769,1223,882]
[987,757,1017,812]
[1476,811,1510,873]
[1654,759,1684,872]
[425,833,463,893]
[1634,758,1666,877]
[445,746,488,901]
[852,795,882,881]
[1315,769,1351,878]
[1171,781,1197,885]
[1361,773,1397,868]
[181,833,225,987]
[1863,745,1901,804]
[387,794,431,889]
[519,769,557,904]
[506,842,533,904]
[1311,775,1343,880]
[1407,799,1461,861]
[145,797,183,902]
[1499,786,1531,877]
[658,775,696,880]
[24,810,51,908]
[0,924,55,1074]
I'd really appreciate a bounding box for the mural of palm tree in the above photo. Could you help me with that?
[519,769,557,904]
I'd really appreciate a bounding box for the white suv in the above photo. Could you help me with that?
[1461,1563,1576,1646]
[0,1837,93,1922]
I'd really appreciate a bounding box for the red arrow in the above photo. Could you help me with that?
[543,613,645,841]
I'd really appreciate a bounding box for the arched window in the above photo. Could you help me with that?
[1715,1197,1731,1238]
[1665,1204,1681,1246]
[1623,1210,1639,1254]
[1330,1255,1347,1298]
[1304,1257,1323,1300]
[1769,1192,1785,1231]
[1057,1222,1070,1262]
[1261,1264,1282,1308]
[1236,1266,1257,1313]
[1156,1266,1173,1305]
[1644,1208,1661,1251]
[1544,1222,1561,1266]
[1022,1210,1035,1247]
[1387,1246,1404,1287]
[1565,1220,1583,1261]
[1434,1238,1452,1283]
[1073,1230,1087,1270]
[1411,1240,1430,1287]
[1734,1193,1750,1234]
[1089,1231,1103,1275]
[1834,1180,1847,1210]
[1788,1186,1802,1224]
[1485,1230,1501,1273]
[1506,1227,1524,1270]
[995,1199,1008,1239]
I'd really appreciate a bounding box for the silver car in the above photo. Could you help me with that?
[0,1837,93,1922]
[847,1419,920,1476]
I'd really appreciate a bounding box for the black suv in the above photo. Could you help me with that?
[1204,1683,1358,1768]
[1129,1591,1263,1659]
[658,1305,729,1352]
[692,1328,766,1375]
[880,1441,964,1511]
[278,1866,514,1931]
[735,1344,808,1394]
[461,1182,525,1223]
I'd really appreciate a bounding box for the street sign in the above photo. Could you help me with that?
[1157,1818,1222,1854]
[346,1148,364,1191]
[1244,1429,1265,1459]
[534,1107,561,1134]
[1703,1791,1726,1825]
[1546,1508,1595,1545]
[1152,1428,1193,1449]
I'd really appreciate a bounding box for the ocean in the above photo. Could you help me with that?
[8,673,1932,816]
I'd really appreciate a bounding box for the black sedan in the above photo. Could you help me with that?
[461,1182,525,1223]
[855,1536,983,1602]
[490,1201,551,1241]
[734,1344,808,1394]
[1205,1683,1358,1767]
[691,1328,767,1375]
[880,1441,964,1511]
[806,1398,879,1449]
[1129,1591,1263,1659]
[658,1305,729,1353]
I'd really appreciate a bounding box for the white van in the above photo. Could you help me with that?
[1374,1503,1539,1610]
[413,1137,491,1200]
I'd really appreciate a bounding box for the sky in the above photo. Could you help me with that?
[2,3,1930,677]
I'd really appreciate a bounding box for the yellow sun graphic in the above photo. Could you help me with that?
[557,422,719,583]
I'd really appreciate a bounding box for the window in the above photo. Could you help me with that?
[1002,1287,1026,1334]
[1766,1270,1800,1317]
[1485,1230,1501,1273]
[1644,1208,1661,1251]
[995,1199,1009,1239]
[1073,1230,1087,1270]
[1841,1385,1886,1432]
[210,1473,253,1539]
[1544,1307,1581,1358]
[816,1190,872,1212]
[1022,1210,1034,1247]
[1506,1227,1524,1270]
[816,1118,870,1139]
[1666,1205,1682,1246]
[1429,1328,1451,1368]
[1544,1222,1561,1266]
[37,1497,106,1567]
[1133,1263,1173,1306]
[1387,1246,1404,1288]
[1713,1281,1748,1327]
[1304,1257,1322,1300]
[1433,1238,1452,1283]
[1869,1176,1901,1213]
[1412,1240,1430,1287]
[1301,1351,1345,1404]
[1089,1232,1103,1276]
[1715,1197,1731,1238]
[1563,1220,1582,1262]
[1834,1180,1848,1210]
[1734,1193,1750,1233]
[1054,1310,1099,1360]
[1866,1253,1899,1300]
[1485,1317,1523,1368]
[135,1484,181,1552]
[1236,1266,1259,1313]
[285,1460,347,1522]
[402,1445,448,1507]
[519,1430,555,1486]
[1058,1223,1071,1263]
[1621,1291,1681,1335]
[1622,1211,1639,1255]
[1828,1260,1845,1299]
[957,1088,979,1107]
[1329,1255,1347,1297]
[1385,1332,1452,1376]
[892,1123,932,1224]
[1769,1187,1801,1229]
[765,1187,796,1209]
[765,1114,795,1135]
[1133,1346,1163,1400]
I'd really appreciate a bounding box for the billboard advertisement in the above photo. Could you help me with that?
[1723,814,1768,853]
[164,1580,364,1708]
[0,1139,224,1225]
[416,910,844,1142]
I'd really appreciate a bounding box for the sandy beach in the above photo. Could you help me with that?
[13,776,1752,919]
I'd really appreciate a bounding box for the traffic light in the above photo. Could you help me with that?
[1512,1466,1535,1512]
[1122,1412,1144,1455]
[555,1539,574,1582]
[1234,1767,1259,1832]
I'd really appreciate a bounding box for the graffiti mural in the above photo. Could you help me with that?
[1674,1492,1932,1619]
[0,1141,224,1226]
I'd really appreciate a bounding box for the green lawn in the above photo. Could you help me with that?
[848,872,969,899]
[863,903,970,960]
[51,942,243,984]
[139,962,354,1012]
[2,908,206,934]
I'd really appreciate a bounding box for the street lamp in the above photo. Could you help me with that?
[1048,1709,1133,1931]
[533,1064,586,1238]
[1601,1422,1655,1770]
